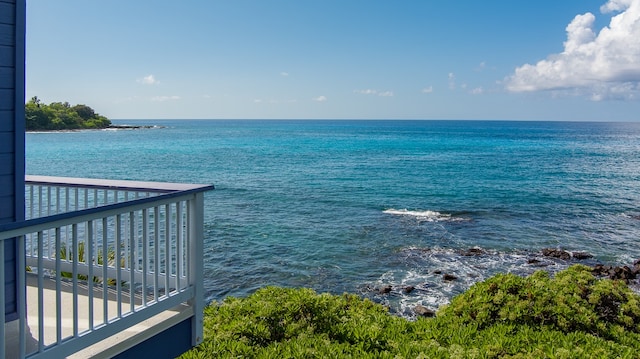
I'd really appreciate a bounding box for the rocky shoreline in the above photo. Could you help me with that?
[107,124,164,130]
[367,247,640,318]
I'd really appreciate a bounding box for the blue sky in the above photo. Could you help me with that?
[26,0,640,121]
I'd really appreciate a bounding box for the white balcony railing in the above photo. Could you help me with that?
[1,176,213,358]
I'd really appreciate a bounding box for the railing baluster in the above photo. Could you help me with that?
[176,202,183,291]
[72,223,79,337]
[102,217,108,325]
[185,200,191,287]
[116,214,122,318]
[65,187,70,213]
[84,188,89,210]
[55,226,62,344]
[129,211,136,313]
[74,187,79,211]
[142,208,149,307]
[88,220,94,331]
[29,184,34,219]
[154,206,160,301]
[124,212,129,273]
[38,185,42,218]
[164,204,171,296]
[46,185,51,217]
[55,186,60,216]
[38,231,45,352]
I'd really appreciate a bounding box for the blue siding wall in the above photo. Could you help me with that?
[113,319,193,359]
[1,0,25,322]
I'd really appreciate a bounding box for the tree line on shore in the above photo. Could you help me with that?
[25,96,111,131]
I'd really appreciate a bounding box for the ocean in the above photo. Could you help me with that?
[26,119,640,317]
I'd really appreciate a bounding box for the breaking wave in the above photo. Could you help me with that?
[358,246,622,320]
[383,208,467,222]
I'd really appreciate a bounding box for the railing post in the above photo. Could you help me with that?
[188,192,205,346]
[17,235,27,357]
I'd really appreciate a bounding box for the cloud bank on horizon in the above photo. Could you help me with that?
[506,0,640,101]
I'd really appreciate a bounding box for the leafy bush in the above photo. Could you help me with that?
[182,265,640,358]
[58,241,120,285]
[441,265,640,338]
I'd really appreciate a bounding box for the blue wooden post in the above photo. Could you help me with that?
[1,0,26,322]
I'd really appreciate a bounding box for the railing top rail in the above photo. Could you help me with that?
[26,175,214,193]
[0,176,213,238]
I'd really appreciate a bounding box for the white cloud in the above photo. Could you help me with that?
[601,0,634,12]
[151,95,180,102]
[422,86,434,93]
[448,73,456,90]
[354,89,394,96]
[354,89,378,95]
[253,98,296,104]
[506,0,640,100]
[313,95,327,102]
[280,72,289,77]
[470,87,484,95]
[138,74,159,85]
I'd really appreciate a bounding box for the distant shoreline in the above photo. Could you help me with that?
[26,124,164,133]
[106,124,163,130]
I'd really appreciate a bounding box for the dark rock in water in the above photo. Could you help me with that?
[528,258,551,267]
[459,248,486,256]
[541,248,570,260]
[433,270,442,274]
[592,264,637,283]
[379,285,392,294]
[617,266,636,282]
[443,274,457,281]
[414,305,436,317]
[572,251,593,260]
[592,264,610,276]
[403,286,415,294]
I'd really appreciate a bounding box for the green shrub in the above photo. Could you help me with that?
[58,241,119,285]
[440,265,640,338]
[182,265,640,358]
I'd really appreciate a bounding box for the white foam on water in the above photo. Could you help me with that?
[363,246,594,320]
[383,208,463,222]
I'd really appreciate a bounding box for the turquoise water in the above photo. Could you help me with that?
[26,120,640,316]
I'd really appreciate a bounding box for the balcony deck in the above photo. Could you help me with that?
[2,176,213,359]
[5,274,192,358]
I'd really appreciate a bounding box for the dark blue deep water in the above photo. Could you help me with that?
[26,120,640,316]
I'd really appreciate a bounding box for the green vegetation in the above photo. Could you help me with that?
[182,265,640,358]
[25,96,111,131]
[59,241,119,285]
